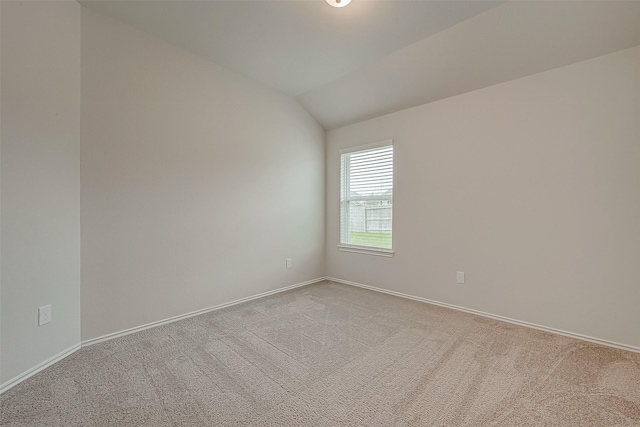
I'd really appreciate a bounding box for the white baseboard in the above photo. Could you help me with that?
[0,343,81,394]
[326,276,640,354]
[82,277,327,347]
[7,275,634,396]
[1,277,327,395]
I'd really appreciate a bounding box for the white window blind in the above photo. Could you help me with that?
[340,142,393,250]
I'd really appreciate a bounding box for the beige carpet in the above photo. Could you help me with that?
[2,280,639,426]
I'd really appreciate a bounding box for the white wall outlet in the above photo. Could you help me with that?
[456,271,465,284]
[38,305,52,326]
[286,258,292,269]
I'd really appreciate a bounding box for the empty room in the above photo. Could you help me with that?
[1,0,639,425]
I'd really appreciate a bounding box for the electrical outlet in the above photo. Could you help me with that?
[38,305,52,326]
[456,271,465,284]
[286,258,292,269]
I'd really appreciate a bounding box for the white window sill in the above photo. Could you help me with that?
[337,245,395,257]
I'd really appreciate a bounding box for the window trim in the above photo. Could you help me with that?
[337,244,395,257]
[338,139,394,257]
[339,139,393,155]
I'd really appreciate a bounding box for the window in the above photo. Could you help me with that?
[339,140,394,256]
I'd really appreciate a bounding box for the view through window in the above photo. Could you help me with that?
[340,142,393,249]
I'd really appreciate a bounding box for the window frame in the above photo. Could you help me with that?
[338,139,395,257]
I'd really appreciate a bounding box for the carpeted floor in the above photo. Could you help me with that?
[2,280,640,426]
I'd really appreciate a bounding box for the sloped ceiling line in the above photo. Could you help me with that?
[80,1,640,129]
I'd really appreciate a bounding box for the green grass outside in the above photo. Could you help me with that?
[349,232,392,248]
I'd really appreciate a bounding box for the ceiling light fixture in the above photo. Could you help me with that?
[326,0,351,8]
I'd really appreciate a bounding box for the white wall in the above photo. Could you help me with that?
[1,1,81,385]
[80,9,325,341]
[327,46,640,349]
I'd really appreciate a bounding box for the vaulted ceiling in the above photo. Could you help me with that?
[80,0,640,129]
